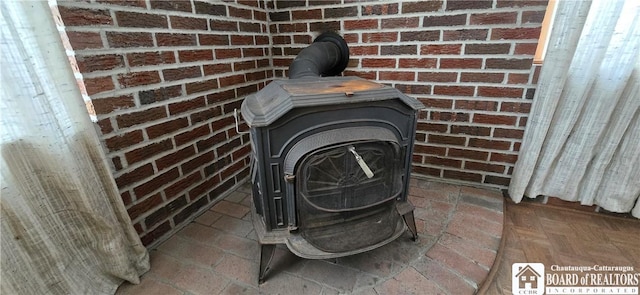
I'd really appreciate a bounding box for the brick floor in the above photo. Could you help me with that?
[116,177,504,295]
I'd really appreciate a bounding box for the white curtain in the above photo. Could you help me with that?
[0,1,149,294]
[509,0,640,217]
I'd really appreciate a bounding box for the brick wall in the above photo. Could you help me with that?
[52,0,269,247]
[269,0,545,188]
[52,0,546,247]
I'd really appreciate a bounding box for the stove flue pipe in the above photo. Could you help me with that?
[288,32,350,79]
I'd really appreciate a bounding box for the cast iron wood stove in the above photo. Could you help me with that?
[240,33,425,283]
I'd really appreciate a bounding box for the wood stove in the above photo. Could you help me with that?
[240,33,425,283]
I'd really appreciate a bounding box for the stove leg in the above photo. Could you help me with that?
[258,244,276,284]
[402,211,418,242]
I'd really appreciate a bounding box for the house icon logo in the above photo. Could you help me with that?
[512,263,545,295]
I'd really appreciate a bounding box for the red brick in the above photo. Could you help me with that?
[443,170,482,182]
[194,1,226,15]
[139,85,182,105]
[344,19,378,30]
[170,16,207,30]
[460,72,504,83]
[485,175,511,186]
[146,118,189,139]
[163,66,201,82]
[242,48,265,57]
[116,11,167,28]
[418,72,457,82]
[292,9,322,20]
[522,10,546,23]
[478,86,523,98]
[465,43,511,54]
[465,161,505,173]
[421,44,462,55]
[118,71,160,88]
[229,6,251,18]
[455,100,498,111]
[396,84,431,95]
[120,191,132,206]
[491,27,542,40]
[468,138,512,150]
[402,1,442,12]
[430,111,470,122]
[57,6,112,26]
[443,29,488,41]
[433,86,475,96]
[83,76,114,95]
[486,58,534,69]
[494,128,525,139]
[490,153,518,163]
[76,54,124,72]
[117,107,167,129]
[179,50,213,63]
[412,165,441,177]
[450,125,491,136]
[515,43,538,55]
[127,52,175,67]
[414,144,447,156]
[220,160,246,180]
[472,113,517,125]
[169,97,206,115]
[207,91,235,105]
[125,138,174,165]
[519,117,528,127]
[97,118,113,134]
[231,35,255,46]
[140,221,171,246]
[240,21,261,32]
[399,58,437,68]
[105,130,144,152]
[446,0,493,10]
[198,34,229,46]
[440,58,482,69]
[419,98,453,109]
[382,17,420,29]
[115,163,154,188]
[156,33,197,46]
[156,146,197,171]
[164,171,204,200]
[448,148,489,161]
[185,79,218,94]
[204,63,233,76]
[362,32,398,43]
[216,138,241,157]
[96,0,146,7]
[428,134,466,146]
[127,193,163,221]
[425,156,462,168]
[151,1,192,12]
[92,95,135,115]
[175,125,211,146]
[134,167,180,197]
[325,6,358,18]
[216,49,242,59]
[508,73,530,84]
[501,102,531,113]
[379,71,415,81]
[181,151,215,174]
[496,0,548,8]
[209,20,238,31]
[400,31,440,42]
[470,12,518,25]
[362,58,396,68]
[233,61,256,71]
[219,74,246,87]
[362,3,399,15]
[65,31,103,50]
[106,32,154,48]
[423,14,467,27]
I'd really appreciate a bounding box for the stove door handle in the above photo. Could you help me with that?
[348,146,374,179]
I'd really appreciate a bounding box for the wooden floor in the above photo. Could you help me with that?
[481,197,640,294]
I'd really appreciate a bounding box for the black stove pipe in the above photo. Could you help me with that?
[288,32,350,79]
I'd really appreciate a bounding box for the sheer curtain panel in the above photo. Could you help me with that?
[508,0,640,217]
[0,1,149,294]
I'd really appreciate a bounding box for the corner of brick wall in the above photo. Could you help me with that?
[269,0,546,188]
[52,0,271,247]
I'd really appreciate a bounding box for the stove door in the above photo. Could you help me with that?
[296,141,404,253]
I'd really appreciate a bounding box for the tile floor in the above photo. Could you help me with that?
[116,177,505,294]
